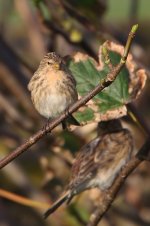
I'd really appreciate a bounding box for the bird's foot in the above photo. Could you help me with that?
[42,118,51,134]
[64,108,70,118]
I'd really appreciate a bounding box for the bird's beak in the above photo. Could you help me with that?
[53,63,60,70]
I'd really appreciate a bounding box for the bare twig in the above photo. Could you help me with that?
[87,138,150,226]
[128,103,150,135]
[102,39,150,136]
[0,188,49,209]
[0,24,138,170]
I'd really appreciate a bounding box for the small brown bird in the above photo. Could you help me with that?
[44,120,133,219]
[28,52,79,129]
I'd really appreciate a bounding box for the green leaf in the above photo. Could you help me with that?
[74,108,94,123]
[69,52,129,114]
[95,51,130,113]
[67,40,146,127]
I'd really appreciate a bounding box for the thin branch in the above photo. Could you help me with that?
[0,24,138,170]
[102,30,150,136]
[0,188,49,209]
[128,103,150,135]
[87,138,150,226]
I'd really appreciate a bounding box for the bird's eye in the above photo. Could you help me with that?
[47,60,54,65]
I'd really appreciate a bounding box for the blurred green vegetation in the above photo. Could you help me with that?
[105,0,150,22]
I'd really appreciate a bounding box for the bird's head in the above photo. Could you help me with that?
[40,52,64,71]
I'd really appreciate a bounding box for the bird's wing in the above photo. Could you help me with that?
[94,129,133,169]
[69,138,100,189]
[27,72,39,91]
[65,69,77,86]
[69,129,133,189]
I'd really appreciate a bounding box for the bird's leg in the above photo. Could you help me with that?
[61,108,70,130]
[42,118,51,134]
[64,108,70,118]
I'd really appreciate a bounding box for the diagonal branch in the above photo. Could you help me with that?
[0,24,138,170]
[87,137,150,226]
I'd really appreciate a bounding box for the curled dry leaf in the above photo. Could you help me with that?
[72,52,90,63]
[67,41,147,128]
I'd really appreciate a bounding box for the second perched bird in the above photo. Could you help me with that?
[44,120,133,219]
[28,52,79,129]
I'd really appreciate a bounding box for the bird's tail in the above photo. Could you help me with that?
[43,192,71,219]
[68,115,80,126]
[62,115,80,129]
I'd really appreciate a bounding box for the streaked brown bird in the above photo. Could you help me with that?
[44,120,133,219]
[28,52,79,129]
